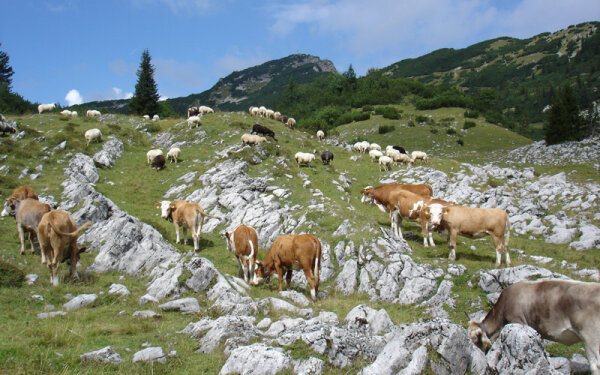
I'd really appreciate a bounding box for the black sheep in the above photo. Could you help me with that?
[321,150,334,165]
[392,145,407,154]
[0,121,16,136]
[251,123,276,139]
[151,154,166,170]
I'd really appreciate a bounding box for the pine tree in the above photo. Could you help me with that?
[0,42,15,89]
[545,85,583,145]
[129,49,160,116]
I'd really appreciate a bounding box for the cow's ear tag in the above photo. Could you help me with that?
[425,210,429,215]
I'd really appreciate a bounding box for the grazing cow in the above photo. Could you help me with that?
[2,186,39,216]
[4,198,52,260]
[156,200,221,252]
[38,210,91,286]
[320,150,334,165]
[151,154,166,170]
[468,279,600,375]
[223,224,259,283]
[251,123,276,139]
[251,234,321,301]
[427,204,510,266]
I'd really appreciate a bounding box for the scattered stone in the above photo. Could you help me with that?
[139,294,159,305]
[158,297,201,313]
[293,357,326,375]
[63,294,98,311]
[219,343,291,375]
[133,310,162,319]
[38,311,67,319]
[108,283,130,297]
[80,346,122,364]
[132,347,166,364]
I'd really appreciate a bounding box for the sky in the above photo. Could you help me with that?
[1,0,599,106]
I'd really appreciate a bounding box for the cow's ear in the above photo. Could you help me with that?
[443,208,449,216]
[424,210,429,215]
[155,202,161,208]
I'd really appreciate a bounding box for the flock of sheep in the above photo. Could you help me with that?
[353,140,428,171]
[249,105,296,128]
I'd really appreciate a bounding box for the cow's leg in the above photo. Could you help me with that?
[70,246,79,280]
[302,267,318,301]
[236,257,244,279]
[582,333,600,375]
[275,263,284,291]
[421,221,429,247]
[492,235,503,267]
[174,223,181,244]
[17,223,26,255]
[192,231,199,251]
[448,230,457,261]
[285,269,293,290]
[182,227,188,245]
[249,257,255,282]
[396,216,404,240]
[241,259,249,283]
[28,232,35,254]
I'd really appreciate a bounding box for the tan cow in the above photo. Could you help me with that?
[468,279,600,375]
[1,186,39,216]
[38,210,91,286]
[251,234,321,301]
[223,224,259,283]
[427,203,510,266]
[156,200,221,252]
[4,198,52,261]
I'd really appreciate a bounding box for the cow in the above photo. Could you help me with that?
[251,234,321,301]
[1,186,39,216]
[37,210,91,286]
[155,200,221,252]
[468,279,600,375]
[251,123,276,139]
[360,183,433,205]
[427,203,510,266]
[3,198,52,261]
[223,224,259,283]
[320,150,334,165]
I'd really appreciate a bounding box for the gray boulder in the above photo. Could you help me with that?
[80,346,122,364]
[478,265,570,294]
[293,357,326,375]
[219,343,292,375]
[344,304,393,335]
[38,311,67,319]
[93,138,124,168]
[63,294,97,311]
[570,223,600,250]
[132,310,162,319]
[158,297,201,313]
[65,153,98,184]
[180,315,262,354]
[335,259,358,295]
[132,347,166,364]
[108,283,130,296]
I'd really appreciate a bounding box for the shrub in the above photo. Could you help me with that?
[464,110,479,118]
[378,125,395,134]
[416,115,428,123]
[375,106,401,120]
[407,121,416,127]
[0,261,25,287]
[429,128,438,134]
[143,123,161,133]
[362,105,374,112]
[463,121,476,130]
[446,128,457,135]
[456,138,464,146]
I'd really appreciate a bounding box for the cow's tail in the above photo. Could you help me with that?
[504,219,510,253]
[312,236,321,285]
[198,206,222,220]
[48,221,92,237]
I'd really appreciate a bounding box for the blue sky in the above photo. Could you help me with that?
[1,0,599,106]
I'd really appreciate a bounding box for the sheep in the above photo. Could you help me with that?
[411,151,428,163]
[265,109,275,119]
[391,152,414,166]
[70,111,78,118]
[0,120,17,135]
[321,150,334,165]
[251,123,276,139]
[187,106,200,117]
[369,149,383,162]
[167,147,181,163]
[386,148,401,158]
[187,115,202,129]
[84,128,102,146]
[286,118,296,128]
[317,130,325,141]
[354,141,369,154]
[147,149,163,164]
[379,155,393,171]
[241,133,267,146]
[143,114,151,120]
[152,114,160,121]
[295,152,315,167]
[251,107,260,117]
[38,103,56,114]
[86,109,101,117]
[277,115,288,124]
[353,142,363,153]
[274,111,281,119]
[199,106,213,114]
[151,154,166,170]
[60,110,72,117]
[249,106,256,115]
[258,106,267,117]
[369,143,381,151]
[393,145,407,154]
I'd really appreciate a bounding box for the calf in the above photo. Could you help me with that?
[38,210,91,286]
[320,150,334,165]
[251,123,276,139]
[2,186,38,216]
[156,200,221,251]
[251,234,321,301]
[427,203,510,266]
[4,199,52,261]
[223,224,259,283]
[468,279,600,375]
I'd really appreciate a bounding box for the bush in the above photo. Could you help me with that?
[416,115,428,123]
[0,261,25,287]
[446,128,457,135]
[463,121,476,130]
[457,139,464,146]
[429,128,438,134]
[464,110,479,118]
[362,105,374,112]
[378,125,395,134]
[375,106,401,120]
[407,121,416,127]
[143,123,161,133]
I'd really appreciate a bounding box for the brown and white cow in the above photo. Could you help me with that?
[156,200,221,252]
[1,186,39,216]
[251,234,321,301]
[223,224,259,283]
[468,279,600,375]
[427,203,510,266]
[4,198,52,261]
[37,210,91,286]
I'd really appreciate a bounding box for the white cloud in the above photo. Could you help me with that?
[86,87,133,102]
[112,87,133,99]
[65,89,83,106]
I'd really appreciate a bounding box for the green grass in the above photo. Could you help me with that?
[0,109,597,372]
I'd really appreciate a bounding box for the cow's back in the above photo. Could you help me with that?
[445,206,508,235]
[16,199,52,231]
[292,234,321,261]
[12,186,38,201]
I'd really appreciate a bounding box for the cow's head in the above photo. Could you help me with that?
[155,201,173,220]
[428,203,448,226]
[250,261,270,286]
[468,319,493,352]
[360,186,373,204]
[223,231,234,252]
[1,197,19,217]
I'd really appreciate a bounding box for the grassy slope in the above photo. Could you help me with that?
[0,107,597,373]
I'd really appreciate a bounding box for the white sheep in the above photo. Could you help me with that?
[286,118,296,128]
[143,114,150,120]
[152,114,160,121]
[249,106,256,115]
[391,152,414,166]
[70,111,78,118]
[84,128,102,146]
[167,147,181,163]
[379,156,393,171]
[295,152,315,167]
[353,142,363,153]
[369,143,381,151]
[250,107,259,117]
[369,149,383,162]
[86,109,101,117]
[199,106,214,114]
[274,111,281,119]
[187,115,202,129]
[146,149,163,164]
[411,151,428,163]
[358,141,370,153]
[38,103,56,114]
[60,110,72,117]
[266,109,275,119]
[317,130,325,141]
[386,148,401,158]
[258,106,267,117]
[241,133,267,145]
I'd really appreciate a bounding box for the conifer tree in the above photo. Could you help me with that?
[0,42,15,89]
[129,49,160,116]
[545,85,583,145]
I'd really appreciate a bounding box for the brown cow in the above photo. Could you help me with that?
[468,279,600,375]
[223,224,259,283]
[156,200,221,251]
[38,210,91,286]
[427,203,510,266]
[1,186,38,216]
[251,234,321,301]
[4,198,52,260]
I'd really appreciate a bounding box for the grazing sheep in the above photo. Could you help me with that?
[266,109,275,119]
[249,106,256,115]
[187,106,200,117]
[317,130,325,141]
[151,154,166,170]
[199,106,213,114]
[379,155,393,171]
[369,143,381,151]
[38,103,56,114]
[251,107,259,117]
[393,145,407,154]
[354,141,370,154]
[411,151,428,163]
[295,152,315,167]
[70,111,78,118]
[391,152,414,166]
[241,133,267,146]
[369,149,383,162]
[321,150,334,165]
[258,106,267,118]
[146,149,163,164]
[84,128,102,146]
[277,115,288,124]
[152,114,160,121]
[0,120,17,135]
[143,114,150,120]
[86,109,101,118]
[251,123,275,139]
[286,118,296,128]
[187,115,202,129]
[386,148,401,158]
[274,111,281,120]
[167,147,181,163]
[60,110,72,117]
